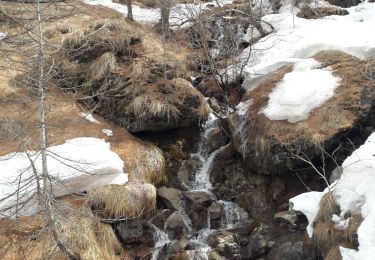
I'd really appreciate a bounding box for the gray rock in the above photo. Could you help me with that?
[209,201,223,220]
[184,191,216,207]
[277,242,304,260]
[151,209,172,230]
[165,212,190,240]
[116,220,143,243]
[274,210,298,227]
[158,186,182,211]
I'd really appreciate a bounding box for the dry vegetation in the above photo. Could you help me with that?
[236,51,375,152]
[311,192,364,259]
[0,202,124,259]
[52,18,209,132]
[89,182,156,219]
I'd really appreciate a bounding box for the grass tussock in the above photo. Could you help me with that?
[315,192,341,223]
[313,222,344,256]
[325,245,343,260]
[343,215,363,249]
[90,52,117,81]
[89,183,156,219]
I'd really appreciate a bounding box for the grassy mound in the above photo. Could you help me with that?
[52,19,209,132]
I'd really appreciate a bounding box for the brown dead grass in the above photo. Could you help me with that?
[343,215,363,249]
[325,245,343,260]
[313,222,344,256]
[314,192,341,223]
[89,182,156,219]
[0,203,123,259]
[240,51,375,146]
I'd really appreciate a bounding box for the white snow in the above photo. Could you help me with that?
[290,132,375,260]
[0,32,6,40]
[84,0,234,26]
[0,137,127,217]
[102,129,113,136]
[260,58,341,123]
[235,1,375,90]
[80,112,101,124]
[236,99,252,116]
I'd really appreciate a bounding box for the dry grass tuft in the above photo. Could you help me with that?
[90,52,117,81]
[325,245,343,260]
[313,222,344,256]
[343,215,363,249]
[89,183,156,219]
[315,192,341,223]
[61,29,84,50]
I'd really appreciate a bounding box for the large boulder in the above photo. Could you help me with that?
[229,51,375,175]
[158,186,182,211]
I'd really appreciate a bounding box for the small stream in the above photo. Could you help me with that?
[150,113,248,259]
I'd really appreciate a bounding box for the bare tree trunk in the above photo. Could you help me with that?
[35,0,77,258]
[127,0,133,21]
[160,0,171,38]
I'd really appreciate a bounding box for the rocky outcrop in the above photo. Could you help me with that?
[229,51,375,176]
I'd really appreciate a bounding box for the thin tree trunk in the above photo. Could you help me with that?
[127,0,133,21]
[35,0,77,258]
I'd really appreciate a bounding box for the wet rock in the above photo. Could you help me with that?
[184,191,216,207]
[208,251,227,260]
[165,212,190,240]
[208,230,236,247]
[176,157,202,190]
[246,224,271,259]
[216,242,241,260]
[184,191,216,230]
[274,210,298,227]
[277,242,305,260]
[197,77,225,101]
[151,209,173,230]
[158,186,182,211]
[208,201,223,220]
[167,238,188,255]
[116,220,143,243]
[202,127,229,156]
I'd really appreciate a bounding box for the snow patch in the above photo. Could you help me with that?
[290,132,375,260]
[0,32,6,40]
[84,0,234,25]
[80,112,101,124]
[260,58,341,123]
[0,137,127,217]
[237,2,375,90]
[236,99,252,116]
[102,129,113,136]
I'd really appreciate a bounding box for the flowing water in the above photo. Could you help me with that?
[151,113,248,259]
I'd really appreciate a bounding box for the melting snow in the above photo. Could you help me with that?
[84,0,234,26]
[80,112,101,124]
[290,132,375,260]
[0,137,127,217]
[260,58,341,123]
[0,32,6,40]
[102,129,113,136]
[236,1,375,90]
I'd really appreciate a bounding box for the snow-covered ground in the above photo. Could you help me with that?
[290,132,375,260]
[84,0,233,26]
[260,58,341,123]
[0,137,127,217]
[236,1,375,90]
